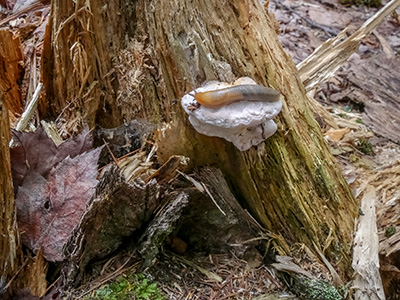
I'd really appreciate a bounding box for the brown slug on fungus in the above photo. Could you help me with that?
[180,77,283,151]
[194,84,281,109]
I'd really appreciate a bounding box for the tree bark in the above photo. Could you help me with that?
[0,96,21,293]
[0,29,24,117]
[42,0,358,278]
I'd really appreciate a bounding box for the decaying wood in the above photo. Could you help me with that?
[378,169,400,257]
[41,0,127,130]
[63,166,161,287]
[43,0,357,279]
[348,154,400,296]
[40,120,63,146]
[16,250,48,297]
[146,155,189,184]
[352,188,385,300]
[297,0,400,91]
[132,165,267,277]
[331,55,400,143]
[0,29,24,116]
[139,166,264,268]
[0,97,21,294]
[138,192,190,268]
[62,160,266,296]
[180,167,261,255]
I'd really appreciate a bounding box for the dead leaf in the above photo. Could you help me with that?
[324,127,351,141]
[16,147,101,262]
[272,256,313,278]
[9,290,40,300]
[11,126,92,192]
[330,146,354,156]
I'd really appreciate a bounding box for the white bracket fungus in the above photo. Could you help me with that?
[181,77,282,151]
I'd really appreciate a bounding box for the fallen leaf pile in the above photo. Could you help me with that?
[10,127,101,261]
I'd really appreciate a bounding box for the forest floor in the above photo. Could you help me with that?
[1,0,400,299]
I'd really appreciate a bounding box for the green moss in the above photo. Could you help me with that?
[86,273,166,300]
[385,226,396,238]
[293,277,342,300]
[314,160,337,202]
[306,281,341,300]
[339,0,381,6]
[362,0,381,7]
[355,118,363,124]
[357,139,374,156]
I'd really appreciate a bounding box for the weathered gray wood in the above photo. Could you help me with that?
[352,188,386,300]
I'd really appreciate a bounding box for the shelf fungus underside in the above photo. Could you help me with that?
[181,78,282,151]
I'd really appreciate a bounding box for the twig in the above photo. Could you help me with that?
[9,82,43,147]
[44,276,60,295]
[145,144,157,163]
[102,138,119,166]
[2,258,29,292]
[15,82,43,132]
[202,182,227,216]
[117,148,142,160]
[312,242,343,287]
[97,148,142,171]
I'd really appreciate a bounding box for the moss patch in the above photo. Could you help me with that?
[86,273,166,300]
[291,276,342,300]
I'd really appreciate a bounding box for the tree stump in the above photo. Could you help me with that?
[42,0,358,278]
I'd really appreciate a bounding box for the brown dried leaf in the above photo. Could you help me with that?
[324,127,351,141]
[9,290,40,300]
[11,126,92,191]
[16,147,101,262]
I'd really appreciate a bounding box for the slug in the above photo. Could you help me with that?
[194,84,280,109]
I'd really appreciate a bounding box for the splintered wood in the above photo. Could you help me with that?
[352,188,385,300]
[297,0,400,91]
[0,29,24,116]
[0,96,21,291]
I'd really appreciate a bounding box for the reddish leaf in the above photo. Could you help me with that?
[6,290,40,300]
[16,147,101,262]
[56,126,92,161]
[11,126,92,191]
[11,127,57,190]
